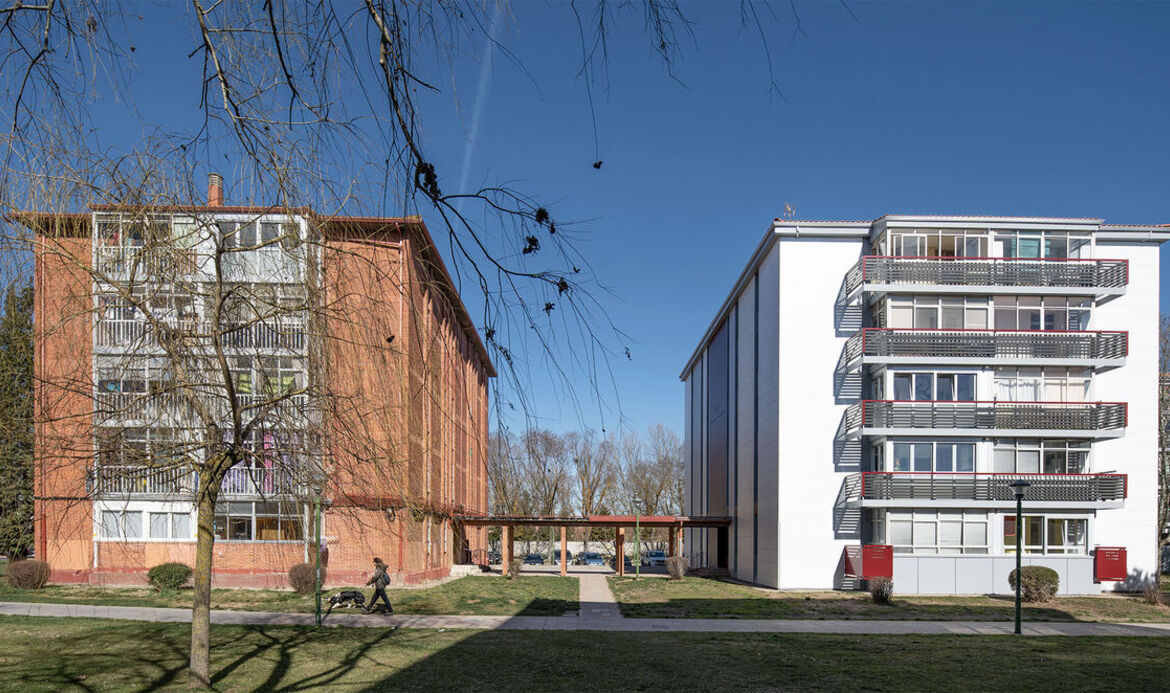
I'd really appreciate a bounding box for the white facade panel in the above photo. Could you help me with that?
[735,282,757,580]
[774,237,863,589]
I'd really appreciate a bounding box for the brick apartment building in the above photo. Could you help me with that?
[25,175,492,587]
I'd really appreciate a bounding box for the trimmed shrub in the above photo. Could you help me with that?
[869,578,894,604]
[506,559,523,580]
[288,563,324,595]
[666,555,688,581]
[148,562,192,591]
[1142,584,1164,606]
[6,560,50,590]
[1008,566,1060,603]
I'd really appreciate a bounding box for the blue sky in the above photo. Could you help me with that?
[87,2,1170,436]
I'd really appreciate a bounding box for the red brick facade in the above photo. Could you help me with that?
[31,212,491,588]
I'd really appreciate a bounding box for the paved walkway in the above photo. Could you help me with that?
[577,573,623,620]
[3,601,1170,635]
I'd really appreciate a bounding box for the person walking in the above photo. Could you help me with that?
[364,557,394,614]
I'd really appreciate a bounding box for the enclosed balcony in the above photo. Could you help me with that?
[842,400,1126,439]
[842,328,1127,369]
[845,471,1126,509]
[843,255,1128,300]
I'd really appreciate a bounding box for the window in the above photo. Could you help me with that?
[994,440,1089,474]
[996,231,1090,260]
[893,372,975,401]
[886,230,988,257]
[1004,515,1087,554]
[220,221,258,249]
[100,510,143,540]
[887,296,989,330]
[993,296,1091,331]
[892,442,974,472]
[888,510,989,554]
[147,512,192,540]
[994,368,1089,402]
[213,501,303,542]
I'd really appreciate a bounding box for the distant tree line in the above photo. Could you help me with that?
[487,424,685,556]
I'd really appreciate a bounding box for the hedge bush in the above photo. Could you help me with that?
[6,560,51,590]
[869,578,894,604]
[288,563,324,594]
[148,563,192,591]
[665,555,688,581]
[1008,565,1060,603]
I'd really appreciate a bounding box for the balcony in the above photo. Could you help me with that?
[844,256,1128,299]
[221,320,307,352]
[89,464,302,498]
[842,400,1126,439]
[845,472,1126,509]
[842,328,1127,369]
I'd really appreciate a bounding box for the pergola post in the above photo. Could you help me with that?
[616,527,626,577]
[560,525,568,576]
[502,524,514,570]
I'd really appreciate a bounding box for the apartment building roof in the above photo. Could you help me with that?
[14,205,495,377]
[680,214,1170,380]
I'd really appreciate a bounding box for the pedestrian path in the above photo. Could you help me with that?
[576,573,623,620]
[2,601,1169,635]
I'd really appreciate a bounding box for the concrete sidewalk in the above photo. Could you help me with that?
[3,601,1169,635]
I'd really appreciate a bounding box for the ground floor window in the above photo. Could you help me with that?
[101,510,143,539]
[213,501,304,542]
[884,510,989,555]
[149,511,192,539]
[1003,515,1087,554]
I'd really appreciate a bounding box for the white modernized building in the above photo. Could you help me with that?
[680,215,1168,594]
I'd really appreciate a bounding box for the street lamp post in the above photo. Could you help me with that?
[633,497,643,581]
[1009,480,1030,636]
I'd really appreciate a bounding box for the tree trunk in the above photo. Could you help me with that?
[189,473,218,688]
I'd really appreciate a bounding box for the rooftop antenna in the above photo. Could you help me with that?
[783,202,795,220]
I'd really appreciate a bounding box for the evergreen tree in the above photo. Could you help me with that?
[0,280,33,558]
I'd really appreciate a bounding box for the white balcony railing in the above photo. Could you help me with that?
[844,256,1129,295]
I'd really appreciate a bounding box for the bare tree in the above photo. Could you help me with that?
[566,429,617,552]
[1157,317,1170,584]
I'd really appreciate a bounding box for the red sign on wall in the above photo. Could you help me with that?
[862,544,893,579]
[1094,546,1127,582]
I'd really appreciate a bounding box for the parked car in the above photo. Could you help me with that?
[552,549,573,564]
[488,551,502,564]
[523,553,545,565]
[579,552,605,566]
[610,554,634,569]
[641,550,668,567]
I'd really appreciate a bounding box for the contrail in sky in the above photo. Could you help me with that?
[457,2,504,206]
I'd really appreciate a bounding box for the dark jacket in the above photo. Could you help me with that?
[367,564,390,589]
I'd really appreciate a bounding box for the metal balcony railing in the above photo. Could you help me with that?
[95,246,199,278]
[220,465,303,496]
[95,391,202,423]
[221,320,307,351]
[846,400,1127,434]
[89,465,197,496]
[852,472,1127,503]
[844,255,1128,295]
[88,464,302,497]
[845,328,1127,363]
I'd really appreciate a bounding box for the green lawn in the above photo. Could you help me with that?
[610,576,1170,622]
[1,616,1168,691]
[0,576,578,617]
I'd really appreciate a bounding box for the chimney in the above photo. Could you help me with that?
[207,172,224,206]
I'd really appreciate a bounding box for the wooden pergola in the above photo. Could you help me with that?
[453,514,732,576]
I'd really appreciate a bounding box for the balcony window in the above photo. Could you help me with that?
[994,367,1089,402]
[993,296,1091,331]
[893,372,975,401]
[886,296,988,329]
[995,230,1090,260]
[1004,515,1087,555]
[994,439,1089,474]
[887,230,988,257]
[886,510,988,554]
[892,442,974,473]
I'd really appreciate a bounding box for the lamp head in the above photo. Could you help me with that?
[1009,480,1031,500]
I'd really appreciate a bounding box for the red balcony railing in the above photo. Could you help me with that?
[843,544,893,579]
[853,471,1127,503]
[845,400,1127,434]
[844,255,1129,295]
[844,328,1127,364]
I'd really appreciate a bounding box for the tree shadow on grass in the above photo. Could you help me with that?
[613,595,1082,621]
